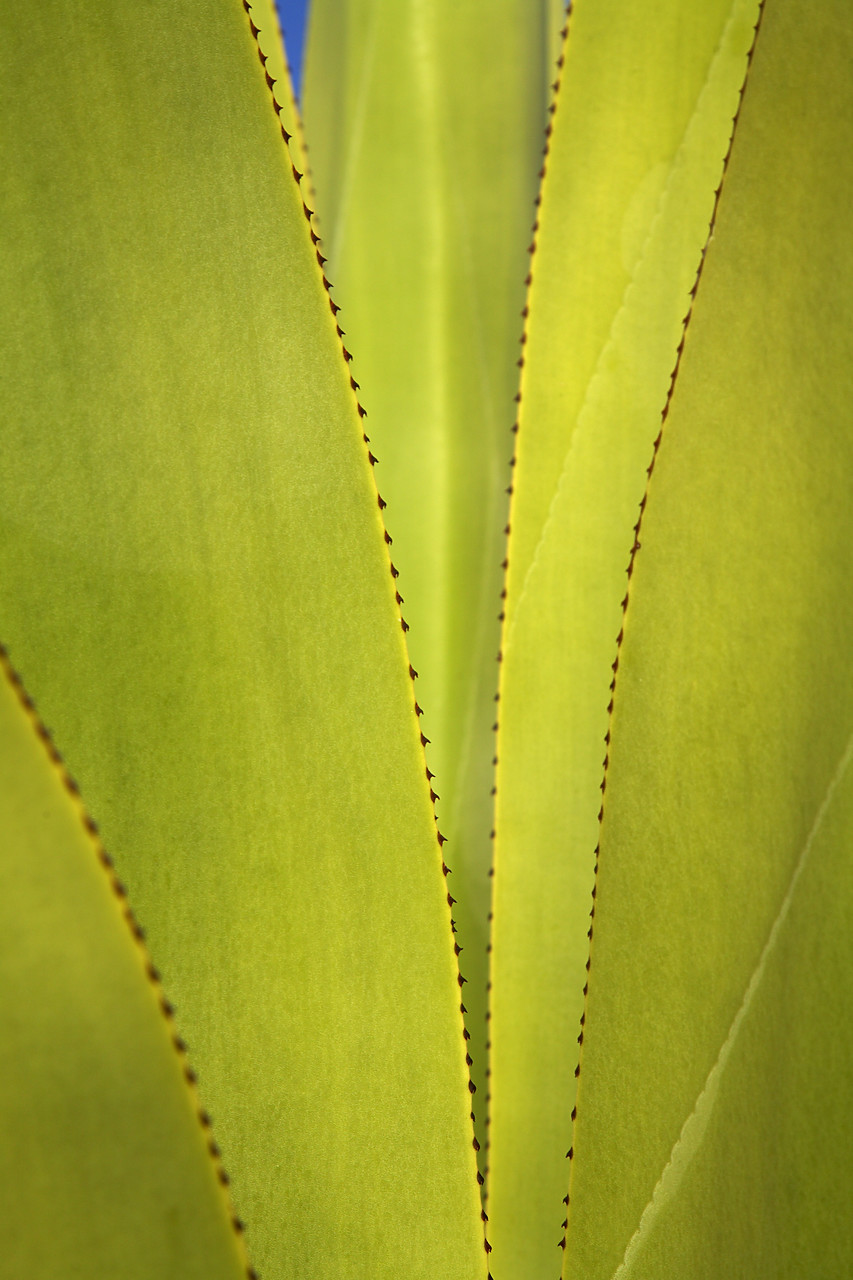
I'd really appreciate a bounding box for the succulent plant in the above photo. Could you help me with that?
[3,1,852,1277]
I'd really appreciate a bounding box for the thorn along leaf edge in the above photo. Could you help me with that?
[240,0,489,1245]
[559,0,768,1266]
[485,4,573,1201]
[0,644,258,1280]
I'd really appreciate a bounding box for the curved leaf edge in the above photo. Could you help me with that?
[0,639,255,1277]
[484,0,572,1200]
[560,0,768,1268]
[242,0,487,1235]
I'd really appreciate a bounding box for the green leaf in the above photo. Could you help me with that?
[488,0,762,1274]
[0,653,245,1279]
[301,0,553,1138]
[0,3,485,1277]
[563,0,853,1275]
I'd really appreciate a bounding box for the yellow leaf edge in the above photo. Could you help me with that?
[0,638,257,1277]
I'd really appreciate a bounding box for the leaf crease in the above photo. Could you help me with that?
[611,726,853,1280]
[506,0,749,653]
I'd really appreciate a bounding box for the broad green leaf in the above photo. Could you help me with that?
[0,655,245,1280]
[301,0,553,1137]
[564,0,853,1275]
[0,4,485,1278]
[488,0,761,1274]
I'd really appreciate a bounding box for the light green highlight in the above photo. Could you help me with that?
[302,0,554,1138]
[488,3,761,1275]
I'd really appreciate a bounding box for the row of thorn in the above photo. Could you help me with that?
[243,0,495,1254]
[0,639,258,1277]
[557,2,766,1270]
[483,16,573,1262]
[245,0,778,1268]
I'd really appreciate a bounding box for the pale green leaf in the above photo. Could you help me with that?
[488,1,761,1275]
[564,0,853,1275]
[0,3,485,1277]
[0,656,245,1280]
[302,0,553,1136]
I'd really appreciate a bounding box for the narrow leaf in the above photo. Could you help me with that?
[565,1,853,1275]
[488,1,762,1274]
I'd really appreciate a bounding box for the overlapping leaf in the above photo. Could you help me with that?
[564,0,853,1275]
[302,0,554,1120]
[0,3,485,1277]
[488,1,762,1273]
[0,657,246,1279]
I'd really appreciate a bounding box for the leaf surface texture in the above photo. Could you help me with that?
[488,1,761,1273]
[0,661,246,1279]
[0,4,486,1277]
[564,0,853,1274]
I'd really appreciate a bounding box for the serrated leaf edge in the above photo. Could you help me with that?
[0,640,258,1278]
[559,2,767,1270]
[240,0,489,1243]
[483,0,574,1206]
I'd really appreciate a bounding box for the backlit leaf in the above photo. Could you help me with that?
[302,0,554,1133]
[564,1,853,1274]
[488,1,762,1274]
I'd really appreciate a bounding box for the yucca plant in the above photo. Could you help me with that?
[3,1,852,1277]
